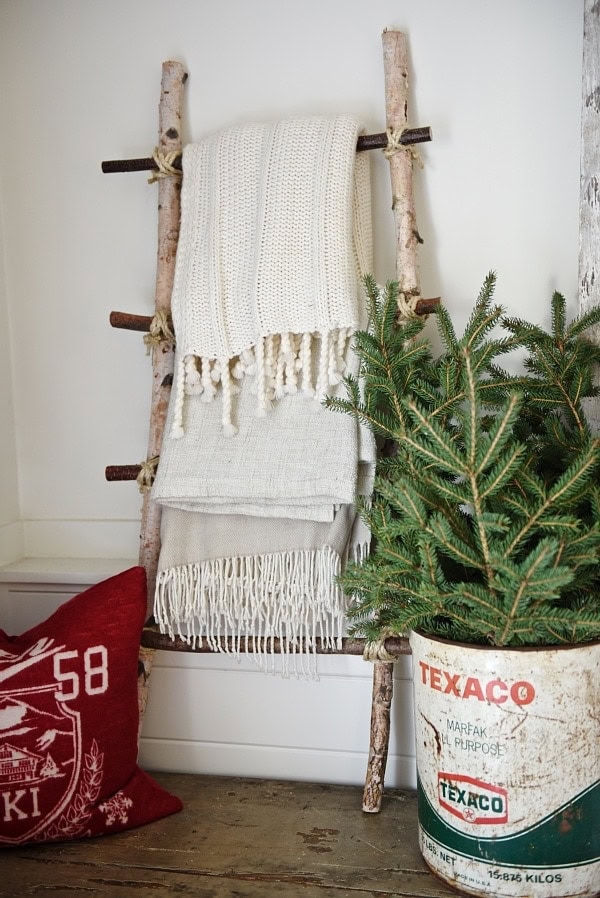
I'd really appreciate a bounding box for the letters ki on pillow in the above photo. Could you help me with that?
[0,566,182,845]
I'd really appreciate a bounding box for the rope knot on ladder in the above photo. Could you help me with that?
[383,127,424,168]
[136,456,160,493]
[363,630,399,663]
[143,309,176,353]
[148,147,182,184]
[396,290,421,321]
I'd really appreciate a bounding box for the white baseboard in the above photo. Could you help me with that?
[0,521,25,566]
[139,652,417,789]
[138,738,417,791]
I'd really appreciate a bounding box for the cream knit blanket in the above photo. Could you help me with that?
[168,114,372,436]
[153,115,373,673]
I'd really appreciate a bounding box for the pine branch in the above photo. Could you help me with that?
[505,440,600,556]
[329,275,600,647]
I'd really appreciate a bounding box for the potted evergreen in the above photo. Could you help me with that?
[327,274,600,898]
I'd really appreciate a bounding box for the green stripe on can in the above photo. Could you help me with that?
[417,776,600,869]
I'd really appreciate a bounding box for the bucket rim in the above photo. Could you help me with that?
[409,629,600,655]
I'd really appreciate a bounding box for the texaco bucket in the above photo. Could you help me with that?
[409,631,600,897]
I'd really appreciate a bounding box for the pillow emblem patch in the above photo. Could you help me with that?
[0,637,109,844]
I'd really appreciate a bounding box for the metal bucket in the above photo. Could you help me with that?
[410,631,600,897]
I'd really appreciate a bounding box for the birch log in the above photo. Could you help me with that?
[362,660,395,813]
[362,29,424,815]
[580,0,600,433]
[139,60,187,609]
[136,61,187,726]
[383,28,421,299]
[137,646,156,742]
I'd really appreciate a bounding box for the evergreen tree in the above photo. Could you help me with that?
[326,274,600,646]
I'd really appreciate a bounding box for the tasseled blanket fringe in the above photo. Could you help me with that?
[154,546,349,676]
[170,327,352,438]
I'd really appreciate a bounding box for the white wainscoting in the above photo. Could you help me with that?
[0,560,417,789]
[0,522,25,569]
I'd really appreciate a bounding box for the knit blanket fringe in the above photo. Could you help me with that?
[173,327,352,437]
[154,546,349,676]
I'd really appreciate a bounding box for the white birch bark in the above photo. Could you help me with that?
[139,61,187,610]
[580,0,600,433]
[137,61,187,735]
[363,29,424,814]
[382,28,421,298]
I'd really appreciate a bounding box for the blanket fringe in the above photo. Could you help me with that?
[154,546,347,677]
[171,328,351,438]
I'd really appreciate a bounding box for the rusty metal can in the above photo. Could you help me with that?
[410,631,600,897]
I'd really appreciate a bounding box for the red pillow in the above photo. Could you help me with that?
[0,566,182,845]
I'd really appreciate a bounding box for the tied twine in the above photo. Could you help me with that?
[374,283,420,321]
[148,147,182,184]
[143,310,176,354]
[383,127,424,168]
[137,456,160,494]
[396,291,421,321]
[363,630,399,663]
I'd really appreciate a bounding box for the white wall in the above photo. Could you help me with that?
[0,0,584,787]
[0,0,583,558]
[0,178,22,564]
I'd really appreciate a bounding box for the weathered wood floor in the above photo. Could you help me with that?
[3,773,459,897]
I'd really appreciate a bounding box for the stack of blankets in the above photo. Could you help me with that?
[151,114,374,674]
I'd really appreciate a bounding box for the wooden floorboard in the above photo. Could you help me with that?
[2,773,459,898]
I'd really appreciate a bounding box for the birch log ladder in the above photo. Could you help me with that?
[103,30,435,813]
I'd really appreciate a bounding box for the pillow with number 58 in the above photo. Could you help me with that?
[0,566,182,845]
